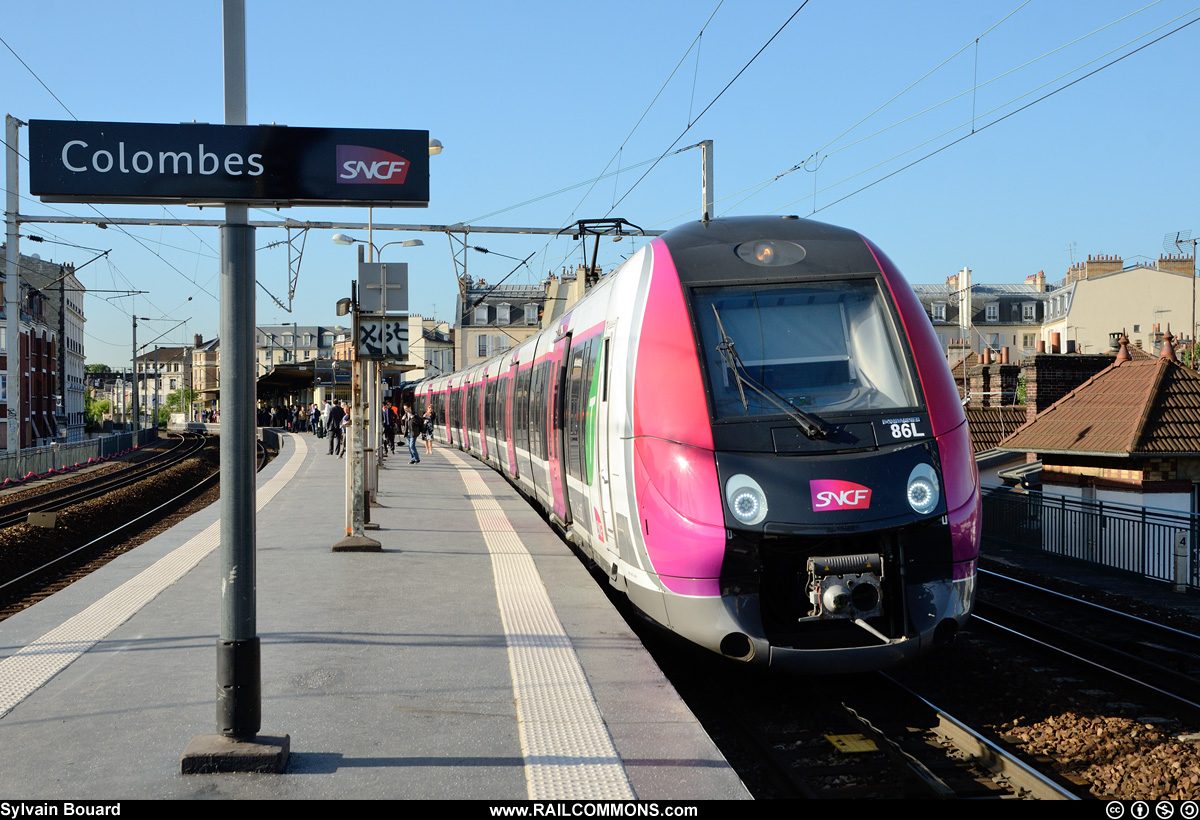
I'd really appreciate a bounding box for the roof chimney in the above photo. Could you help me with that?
[1160,326,1178,362]
[1114,331,1131,363]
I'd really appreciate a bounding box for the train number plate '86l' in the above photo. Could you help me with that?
[880,416,927,441]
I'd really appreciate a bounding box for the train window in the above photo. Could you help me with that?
[565,347,585,481]
[694,280,918,418]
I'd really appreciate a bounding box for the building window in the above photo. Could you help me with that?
[477,334,489,359]
[985,303,999,323]
[932,302,946,321]
[1022,333,1036,349]
[1022,303,1036,321]
[304,333,313,345]
[525,303,538,324]
[474,305,488,325]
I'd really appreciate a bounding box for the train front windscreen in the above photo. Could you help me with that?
[693,279,920,420]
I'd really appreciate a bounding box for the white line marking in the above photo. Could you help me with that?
[0,434,308,720]
[443,449,635,800]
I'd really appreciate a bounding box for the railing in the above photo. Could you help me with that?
[982,485,1198,592]
[0,427,159,481]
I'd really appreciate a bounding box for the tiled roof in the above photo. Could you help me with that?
[998,358,1200,456]
[965,406,1027,452]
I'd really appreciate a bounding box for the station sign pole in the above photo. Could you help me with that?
[181,0,286,773]
[21,2,430,776]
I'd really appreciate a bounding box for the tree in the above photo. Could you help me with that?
[84,390,110,432]
[84,363,109,373]
[159,388,199,424]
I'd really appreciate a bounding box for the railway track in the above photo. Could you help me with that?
[825,673,1082,799]
[0,436,268,618]
[976,569,1200,718]
[0,431,209,529]
[629,615,1081,799]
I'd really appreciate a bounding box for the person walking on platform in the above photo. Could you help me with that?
[423,406,434,455]
[328,400,346,457]
[400,404,420,464]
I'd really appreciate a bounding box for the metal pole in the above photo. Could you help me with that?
[700,139,714,223]
[217,0,259,741]
[5,115,22,456]
[131,315,139,433]
[334,274,379,551]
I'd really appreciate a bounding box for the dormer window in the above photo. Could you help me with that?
[985,302,999,323]
[474,304,488,324]
[932,302,946,321]
[525,303,538,324]
[1022,302,1036,321]
[497,303,512,323]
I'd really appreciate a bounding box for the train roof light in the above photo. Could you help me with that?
[735,240,806,267]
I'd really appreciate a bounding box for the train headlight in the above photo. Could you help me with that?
[726,474,768,526]
[906,463,940,515]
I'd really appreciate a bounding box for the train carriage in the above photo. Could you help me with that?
[406,215,979,672]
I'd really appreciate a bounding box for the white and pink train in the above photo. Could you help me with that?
[404,215,979,672]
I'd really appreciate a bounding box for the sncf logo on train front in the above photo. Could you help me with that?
[811,479,872,511]
[336,145,410,184]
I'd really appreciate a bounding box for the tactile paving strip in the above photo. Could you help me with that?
[0,434,309,720]
[444,449,635,800]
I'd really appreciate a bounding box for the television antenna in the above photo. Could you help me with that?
[1163,229,1198,364]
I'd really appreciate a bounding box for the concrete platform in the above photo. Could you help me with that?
[0,433,750,800]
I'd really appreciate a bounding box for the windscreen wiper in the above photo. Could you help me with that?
[711,305,829,440]
[711,305,749,412]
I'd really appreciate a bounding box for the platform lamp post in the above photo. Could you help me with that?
[332,234,423,502]
[331,284,379,551]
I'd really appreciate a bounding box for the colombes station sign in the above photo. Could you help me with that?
[28,120,430,207]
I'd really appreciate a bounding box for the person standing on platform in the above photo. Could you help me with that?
[382,403,397,456]
[423,406,434,455]
[400,404,420,464]
[328,400,346,457]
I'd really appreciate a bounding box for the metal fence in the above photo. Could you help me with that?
[0,428,159,481]
[982,485,1199,592]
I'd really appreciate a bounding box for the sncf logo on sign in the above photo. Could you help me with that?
[337,145,410,184]
[811,479,872,512]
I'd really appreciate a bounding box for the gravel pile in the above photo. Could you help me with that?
[0,446,219,590]
[892,630,1200,800]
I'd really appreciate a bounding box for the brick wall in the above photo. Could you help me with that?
[1024,353,1113,423]
[968,362,1021,406]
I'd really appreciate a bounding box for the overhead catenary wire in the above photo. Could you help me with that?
[717,0,1188,218]
[606,2,810,217]
[799,11,1200,217]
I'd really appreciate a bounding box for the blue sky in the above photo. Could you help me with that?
[4,1,1199,368]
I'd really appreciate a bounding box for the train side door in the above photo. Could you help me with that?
[595,327,618,559]
[547,333,571,525]
[505,360,518,478]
